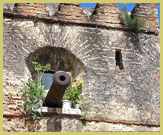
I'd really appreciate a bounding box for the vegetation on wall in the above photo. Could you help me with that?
[21,62,51,120]
[22,61,83,119]
[120,5,145,31]
[64,72,84,108]
[33,15,39,26]
[82,112,87,120]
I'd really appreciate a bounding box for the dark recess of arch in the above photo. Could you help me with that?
[26,46,85,79]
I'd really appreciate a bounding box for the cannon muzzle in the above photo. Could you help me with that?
[45,71,71,107]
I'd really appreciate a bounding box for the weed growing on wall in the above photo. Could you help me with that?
[120,5,145,31]
[21,62,51,120]
[64,72,83,108]
[22,80,46,120]
[82,112,87,120]
[33,15,39,26]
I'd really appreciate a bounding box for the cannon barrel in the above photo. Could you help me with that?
[45,71,71,107]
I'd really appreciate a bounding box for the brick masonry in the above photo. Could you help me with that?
[131,3,159,33]
[3,3,159,33]
[3,3,160,132]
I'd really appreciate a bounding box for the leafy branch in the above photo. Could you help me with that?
[120,5,145,31]
[64,72,83,108]
[22,62,51,120]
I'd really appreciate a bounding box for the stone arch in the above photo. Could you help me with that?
[26,46,85,79]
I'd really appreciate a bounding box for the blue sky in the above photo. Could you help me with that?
[79,3,160,26]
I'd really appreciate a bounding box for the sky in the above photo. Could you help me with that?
[79,3,160,27]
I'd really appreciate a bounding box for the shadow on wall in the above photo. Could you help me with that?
[25,46,85,79]
[124,32,143,54]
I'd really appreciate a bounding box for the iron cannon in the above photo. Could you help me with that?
[44,71,71,107]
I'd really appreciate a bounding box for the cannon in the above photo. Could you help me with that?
[44,71,71,107]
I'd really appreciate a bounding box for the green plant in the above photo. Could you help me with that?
[32,61,51,81]
[32,62,51,72]
[22,80,46,120]
[82,112,87,120]
[22,62,51,120]
[64,72,83,107]
[120,5,145,31]
[33,15,39,26]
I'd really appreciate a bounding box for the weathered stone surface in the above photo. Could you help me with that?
[3,3,16,11]
[82,121,160,132]
[82,7,94,18]
[61,118,82,132]
[3,3,160,132]
[3,117,28,132]
[3,3,159,33]
[131,3,159,33]
[47,118,61,132]
[3,117,47,132]
[45,3,60,16]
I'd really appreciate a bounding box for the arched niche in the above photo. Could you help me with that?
[26,46,85,80]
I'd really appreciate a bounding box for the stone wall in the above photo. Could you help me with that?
[4,3,159,33]
[131,3,159,33]
[3,3,160,132]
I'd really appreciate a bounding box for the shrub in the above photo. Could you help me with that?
[120,5,145,31]
[63,72,83,107]
[21,62,51,120]
[22,80,46,120]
